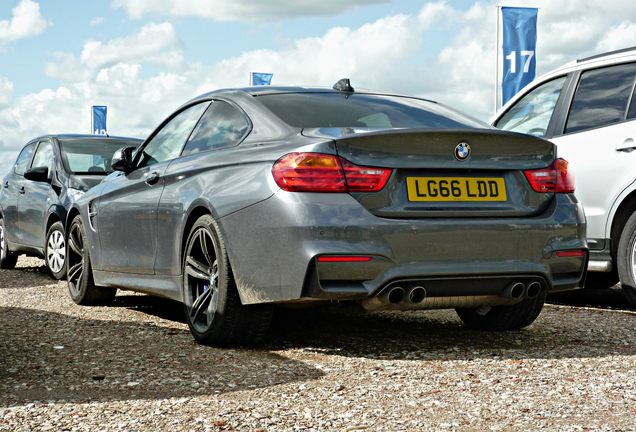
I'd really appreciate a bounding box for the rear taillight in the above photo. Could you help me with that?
[272,153,392,193]
[523,158,575,193]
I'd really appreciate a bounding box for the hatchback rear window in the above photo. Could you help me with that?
[255,93,488,129]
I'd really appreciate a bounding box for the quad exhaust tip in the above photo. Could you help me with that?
[377,281,541,306]
[379,285,427,305]
[407,286,427,303]
[501,281,542,300]
[502,282,526,300]
[379,286,406,304]
[525,281,541,299]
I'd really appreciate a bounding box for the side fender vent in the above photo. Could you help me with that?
[88,201,98,231]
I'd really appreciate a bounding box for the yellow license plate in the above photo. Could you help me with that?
[406,177,507,202]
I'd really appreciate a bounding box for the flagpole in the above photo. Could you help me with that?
[495,5,501,114]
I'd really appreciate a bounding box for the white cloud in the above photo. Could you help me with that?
[80,22,184,70]
[0,0,50,43]
[0,75,13,108]
[111,0,389,22]
[596,21,636,52]
[90,17,104,26]
[417,1,459,30]
[44,52,92,83]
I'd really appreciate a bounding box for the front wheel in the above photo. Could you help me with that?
[0,219,18,269]
[456,294,546,331]
[616,211,636,308]
[45,221,66,280]
[66,215,116,305]
[182,215,272,346]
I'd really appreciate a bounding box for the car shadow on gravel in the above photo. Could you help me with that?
[86,288,636,371]
[0,305,323,407]
[260,297,636,362]
[547,285,632,310]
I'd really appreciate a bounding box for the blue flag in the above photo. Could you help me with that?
[251,73,273,86]
[92,105,107,135]
[501,7,538,106]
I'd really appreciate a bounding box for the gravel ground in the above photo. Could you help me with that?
[2,257,636,432]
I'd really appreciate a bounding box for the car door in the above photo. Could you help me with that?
[2,142,37,245]
[154,99,252,275]
[18,139,58,247]
[95,101,210,274]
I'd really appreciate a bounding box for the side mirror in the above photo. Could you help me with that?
[111,146,136,172]
[24,166,50,183]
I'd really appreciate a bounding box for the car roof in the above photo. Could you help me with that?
[550,46,636,75]
[191,84,431,102]
[29,134,143,143]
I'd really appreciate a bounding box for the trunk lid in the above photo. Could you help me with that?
[302,127,556,218]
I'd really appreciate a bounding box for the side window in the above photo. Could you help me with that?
[181,100,250,157]
[565,63,636,134]
[495,76,567,138]
[13,142,37,176]
[137,102,210,168]
[31,141,55,173]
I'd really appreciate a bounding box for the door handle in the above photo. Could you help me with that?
[616,138,636,153]
[3,181,8,189]
[19,186,25,195]
[145,172,160,185]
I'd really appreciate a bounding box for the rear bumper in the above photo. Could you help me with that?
[219,191,587,306]
[588,244,613,272]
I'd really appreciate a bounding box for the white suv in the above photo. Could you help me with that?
[490,47,636,307]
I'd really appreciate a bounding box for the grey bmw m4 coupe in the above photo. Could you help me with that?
[65,79,588,346]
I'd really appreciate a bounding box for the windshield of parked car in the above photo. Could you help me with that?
[255,93,488,129]
[60,138,141,174]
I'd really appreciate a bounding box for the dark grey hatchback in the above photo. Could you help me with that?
[65,81,588,346]
[0,135,142,278]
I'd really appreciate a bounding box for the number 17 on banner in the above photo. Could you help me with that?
[498,7,538,108]
[506,50,535,74]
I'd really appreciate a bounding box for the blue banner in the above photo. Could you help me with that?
[501,7,538,105]
[92,105,107,135]
[251,72,273,86]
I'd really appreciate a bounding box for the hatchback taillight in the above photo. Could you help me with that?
[272,153,392,193]
[523,158,575,193]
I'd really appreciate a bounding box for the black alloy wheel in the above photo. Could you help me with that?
[183,215,272,346]
[66,215,116,305]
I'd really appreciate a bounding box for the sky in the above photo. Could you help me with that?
[1,0,636,175]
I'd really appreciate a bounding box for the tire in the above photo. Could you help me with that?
[616,211,636,308]
[182,215,273,346]
[45,221,66,280]
[66,215,116,305]
[455,294,546,331]
[0,218,18,269]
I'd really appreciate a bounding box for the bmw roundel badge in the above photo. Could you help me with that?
[454,142,471,161]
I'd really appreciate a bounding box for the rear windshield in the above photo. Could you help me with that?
[60,139,141,174]
[255,93,488,129]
